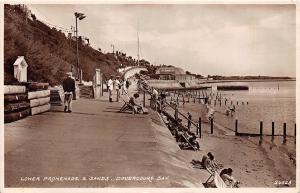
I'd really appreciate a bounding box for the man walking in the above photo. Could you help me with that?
[115,76,121,102]
[63,72,76,113]
[107,75,114,102]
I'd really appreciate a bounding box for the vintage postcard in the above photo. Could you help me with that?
[1,1,299,193]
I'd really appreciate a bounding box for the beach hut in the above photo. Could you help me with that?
[13,56,28,82]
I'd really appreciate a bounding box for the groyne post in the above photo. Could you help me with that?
[187,112,192,131]
[225,100,227,106]
[177,97,179,104]
[259,121,263,145]
[271,122,275,141]
[231,101,233,105]
[295,124,296,144]
[219,100,221,106]
[237,101,239,105]
[194,97,196,103]
[214,100,216,106]
[283,123,287,144]
[210,118,214,134]
[198,117,201,138]
[235,119,238,135]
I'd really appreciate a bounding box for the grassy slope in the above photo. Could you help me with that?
[4,4,153,86]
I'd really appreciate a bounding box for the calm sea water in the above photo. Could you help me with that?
[203,81,296,135]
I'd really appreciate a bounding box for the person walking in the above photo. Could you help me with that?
[63,72,76,113]
[115,76,121,102]
[108,75,114,102]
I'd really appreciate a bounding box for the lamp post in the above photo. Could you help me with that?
[74,12,86,83]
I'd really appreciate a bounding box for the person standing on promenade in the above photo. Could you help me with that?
[63,72,75,113]
[108,75,114,102]
[125,79,130,91]
[121,78,125,95]
[115,76,121,101]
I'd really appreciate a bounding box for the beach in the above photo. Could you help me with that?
[161,80,296,187]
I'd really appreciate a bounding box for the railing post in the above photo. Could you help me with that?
[143,90,145,107]
[283,123,287,144]
[235,119,238,136]
[175,106,178,121]
[198,117,202,138]
[210,118,213,134]
[187,112,192,131]
[295,124,296,144]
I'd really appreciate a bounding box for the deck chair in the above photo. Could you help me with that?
[205,171,227,188]
[119,98,136,114]
[179,132,198,151]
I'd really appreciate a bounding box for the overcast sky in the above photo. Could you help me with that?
[27,4,296,77]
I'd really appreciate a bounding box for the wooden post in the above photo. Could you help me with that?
[259,121,263,145]
[214,100,216,106]
[198,117,201,138]
[143,91,145,107]
[187,113,192,131]
[219,100,221,106]
[177,97,179,104]
[237,101,239,105]
[283,123,287,144]
[231,101,233,105]
[295,124,296,144]
[194,97,196,103]
[235,119,238,135]
[175,107,178,121]
[210,118,213,134]
[225,100,227,106]
[271,122,275,141]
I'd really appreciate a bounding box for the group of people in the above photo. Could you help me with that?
[107,75,130,102]
[166,118,200,150]
[197,152,240,188]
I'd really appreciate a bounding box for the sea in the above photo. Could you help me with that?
[202,81,296,136]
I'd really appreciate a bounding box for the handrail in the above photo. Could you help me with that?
[162,100,199,128]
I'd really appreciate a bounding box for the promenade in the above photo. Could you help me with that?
[4,92,206,188]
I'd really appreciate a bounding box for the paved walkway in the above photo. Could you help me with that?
[4,93,206,188]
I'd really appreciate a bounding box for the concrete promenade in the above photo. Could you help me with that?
[4,92,206,188]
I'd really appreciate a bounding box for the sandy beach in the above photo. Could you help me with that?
[161,99,296,187]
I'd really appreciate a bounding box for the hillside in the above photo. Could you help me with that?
[4,4,154,85]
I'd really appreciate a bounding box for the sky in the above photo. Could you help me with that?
[27,4,296,77]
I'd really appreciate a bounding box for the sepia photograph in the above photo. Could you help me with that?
[1,1,298,192]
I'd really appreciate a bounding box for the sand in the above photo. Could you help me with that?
[162,100,296,187]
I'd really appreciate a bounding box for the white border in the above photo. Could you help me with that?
[0,1,299,193]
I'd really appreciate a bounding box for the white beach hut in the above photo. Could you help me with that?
[13,56,28,82]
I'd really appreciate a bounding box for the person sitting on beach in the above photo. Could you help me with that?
[227,104,236,116]
[188,134,200,150]
[201,152,219,172]
[129,93,148,114]
[220,168,240,188]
